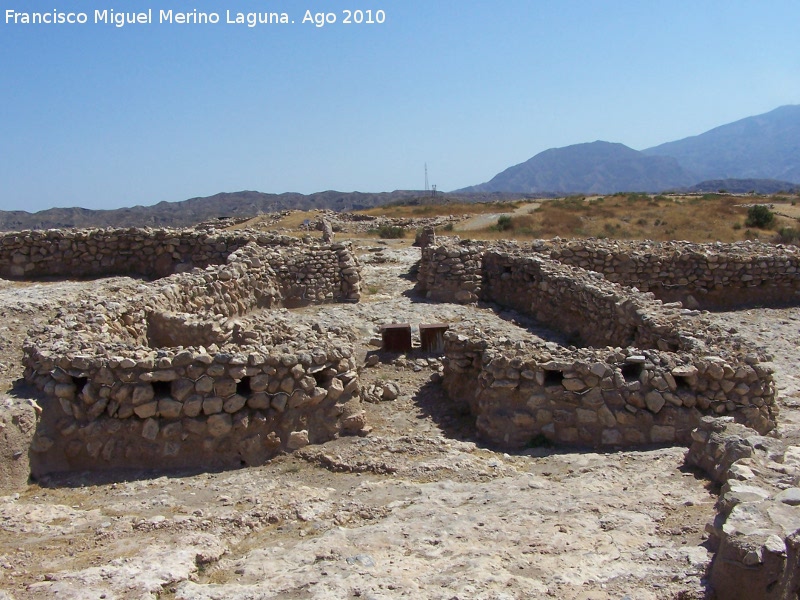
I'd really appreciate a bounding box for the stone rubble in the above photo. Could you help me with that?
[686,416,800,600]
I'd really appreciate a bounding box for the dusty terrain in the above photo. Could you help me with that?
[0,238,798,599]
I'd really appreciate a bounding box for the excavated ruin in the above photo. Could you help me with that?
[7,225,800,598]
[3,227,367,475]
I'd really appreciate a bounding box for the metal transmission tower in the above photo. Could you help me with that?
[424,163,429,193]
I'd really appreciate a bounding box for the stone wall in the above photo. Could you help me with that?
[420,239,778,448]
[536,238,800,309]
[686,417,800,600]
[0,228,248,279]
[17,228,366,476]
[416,240,487,304]
[417,237,800,309]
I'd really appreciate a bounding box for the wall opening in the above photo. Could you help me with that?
[237,377,252,397]
[72,376,88,393]
[674,375,691,390]
[152,381,171,398]
[621,363,644,382]
[544,370,564,386]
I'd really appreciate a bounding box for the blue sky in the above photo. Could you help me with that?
[1,1,799,212]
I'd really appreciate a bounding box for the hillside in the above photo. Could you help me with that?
[462,105,800,195]
[460,141,695,194]
[0,190,543,232]
[683,178,800,194]
[644,105,800,182]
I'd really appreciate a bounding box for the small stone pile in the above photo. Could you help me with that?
[17,228,365,475]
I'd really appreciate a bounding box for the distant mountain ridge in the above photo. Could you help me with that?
[460,141,695,194]
[0,189,531,232]
[3,105,799,231]
[461,105,800,195]
[0,190,418,231]
[643,105,800,182]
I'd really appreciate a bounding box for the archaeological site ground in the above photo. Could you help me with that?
[2,194,800,599]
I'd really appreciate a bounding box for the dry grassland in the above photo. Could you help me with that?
[441,194,800,243]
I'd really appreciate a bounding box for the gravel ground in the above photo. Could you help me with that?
[0,238,797,599]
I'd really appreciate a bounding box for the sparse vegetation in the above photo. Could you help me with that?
[495,215,513,231]
[375,225,406,239]
[357,200,525,219]
[346,192,798,244]
[745,205,775,229]
[774,227,800,244]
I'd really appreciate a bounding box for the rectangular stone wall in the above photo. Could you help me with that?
[443,330,775,449]
[0,228,253,279]
[19,229,365,476]
[416,238,800,309]
[421,240,779,448]
[481,251,685,351]
[538,239,800,309]
[24,311,366,476]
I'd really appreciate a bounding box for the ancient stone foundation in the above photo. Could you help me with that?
[418,238,783,449]
[14,227,366,476]
[686,417,800,600]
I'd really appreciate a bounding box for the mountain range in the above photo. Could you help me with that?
[1,105,799,231]
[461,105,800,195]
[0,189,529,232]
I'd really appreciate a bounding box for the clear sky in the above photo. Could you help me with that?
[1,0,799,212]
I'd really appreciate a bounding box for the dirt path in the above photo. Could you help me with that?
[458,201,542,231]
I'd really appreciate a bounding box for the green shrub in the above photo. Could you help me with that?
[496,215,513,231]
[774,227,800,244]
[376,225,405,239]
[745,205,775,229]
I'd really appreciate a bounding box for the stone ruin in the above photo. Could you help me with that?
[685,417,800,599]
[417,236,800,597]
[6,225,800,597]
[416,238,800,449]
[1,227,367,476]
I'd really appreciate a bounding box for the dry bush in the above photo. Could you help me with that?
[540,211,583,234]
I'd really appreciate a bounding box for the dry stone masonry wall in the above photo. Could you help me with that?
[535,238,800,309]
[0,228,250,280]
[418,238,782,449]
[686,417,800,600]
[14,227,365,476]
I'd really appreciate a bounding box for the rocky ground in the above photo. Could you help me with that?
[0,238,798,599]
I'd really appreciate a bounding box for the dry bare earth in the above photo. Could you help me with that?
[1,239,798,599]
[457,202,542,231]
